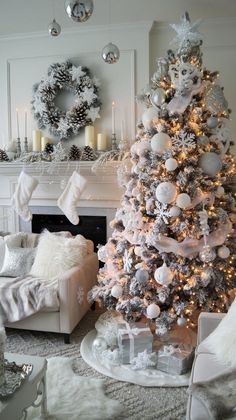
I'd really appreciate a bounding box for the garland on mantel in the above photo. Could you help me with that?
[32,61,101,139]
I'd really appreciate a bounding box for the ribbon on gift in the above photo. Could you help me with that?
[118,322,150,362]
[160,344,193,358]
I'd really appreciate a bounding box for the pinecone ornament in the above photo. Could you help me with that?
[68,104,88,129]
[44,143,54,154]
[69,145,81,161]
[81,146,97,161]
[0,149,9,161]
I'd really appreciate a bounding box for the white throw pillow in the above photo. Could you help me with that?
[203,299,236,367]
[30,230,88,279]
[0,245,36,277]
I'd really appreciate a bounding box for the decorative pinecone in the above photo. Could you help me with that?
[81,146,97,161]
[68,104,88,128]
[44,143,54,154]
[0,149,9,161]
[69,145,81,161]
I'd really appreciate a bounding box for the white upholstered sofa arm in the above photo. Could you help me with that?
[197,312,225,344]
[58,252,99,333]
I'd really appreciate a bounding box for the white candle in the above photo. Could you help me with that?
[85,126,96,149]
[97,133,107,151]
[112,101,115,134]
[121,119,125,141]
[24,110,27,138]
[41,136,50,151]
[16,108,20,138]
[32,130,41,152]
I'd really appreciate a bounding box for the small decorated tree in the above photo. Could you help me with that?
[91,13,236,336]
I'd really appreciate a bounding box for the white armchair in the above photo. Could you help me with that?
[186,312,226,420]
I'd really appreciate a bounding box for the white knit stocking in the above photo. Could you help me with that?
[57,171,87,225]
[11,171,39,222]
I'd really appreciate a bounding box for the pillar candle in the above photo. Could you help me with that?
[16,108,20,138]
[24,110,27,138]
[41,137,50,151]
[32,130,41,152]
[85,126,96,149]
[97,133,107,151]
[112,101,115,134]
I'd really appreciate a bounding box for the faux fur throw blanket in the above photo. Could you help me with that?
[189,369,236,420]
[0,275,59,323]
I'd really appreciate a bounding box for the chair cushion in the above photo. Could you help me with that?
[30,230,88,279]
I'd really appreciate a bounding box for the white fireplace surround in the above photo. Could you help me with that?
[0,161,123,239]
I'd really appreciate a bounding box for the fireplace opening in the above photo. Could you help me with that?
[32,214,107,251]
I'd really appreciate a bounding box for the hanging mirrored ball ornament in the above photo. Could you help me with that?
[65,0,94,22]
[102,43,120,64]
[48,19,61,37]
[199,245,216,263]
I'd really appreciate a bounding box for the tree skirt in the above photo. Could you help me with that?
[27,357,123,420]
[81,329,190,387]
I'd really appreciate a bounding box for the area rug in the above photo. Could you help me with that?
[5,309,188,420]
[27,357,123,420]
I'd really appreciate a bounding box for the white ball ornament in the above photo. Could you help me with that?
[142,107,159,129]
[151,132,172,154]
[111,285,123,298]
[207,117,218,129]
[169,206,181,217]
[154,263,174,285]
[136,140,151,156]
[216,186,225,197]
[199,152,222,177]
[177,317,187,327]
[165,158,178,171]
[176,193,191,209]
[92,336,108,352]
[217,246,230,259]
[156,182,177,204]
[146,303,160,319]
[135,269,149,283]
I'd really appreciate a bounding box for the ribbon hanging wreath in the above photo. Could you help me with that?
[32,61,101,139]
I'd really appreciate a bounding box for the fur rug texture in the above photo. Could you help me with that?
[189,369,236,420]
[27,357,123,420]
[5,309,188,420]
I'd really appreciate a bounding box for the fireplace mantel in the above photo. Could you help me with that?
[0,161,123,235]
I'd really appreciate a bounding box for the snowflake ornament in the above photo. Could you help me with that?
[70,65,85,81]
[154,202,171,224]
[172,130,196,152]
[86,107,100,122]
[81,87,97,105]
[77,285,85,304]
[131,349,157,370]
[170,12,202,50]
[50,142,68,162]
[123,249,133,273]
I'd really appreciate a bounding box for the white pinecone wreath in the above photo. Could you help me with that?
[32,61,101,139]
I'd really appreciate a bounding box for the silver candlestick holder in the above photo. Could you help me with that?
[16,138,21,157]
[111,133,118,150]
[24,137,28,153]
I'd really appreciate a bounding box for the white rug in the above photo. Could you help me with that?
[27,357,123,420]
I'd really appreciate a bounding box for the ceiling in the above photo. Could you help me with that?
[0,0,236,37]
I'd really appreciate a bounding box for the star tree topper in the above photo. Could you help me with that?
[170,12,202,49]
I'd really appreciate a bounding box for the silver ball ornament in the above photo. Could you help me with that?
[177,317,187,327]
[217,246,230,259]
[198,135,209,145]
[154,263,174,285]
[141,107,159,129]
[92,336,108,352]
[150,88,165,108]
[216,186,225,197]
[135,269,149,284]
[48,19,61,37]
[146,303,160,319]
[165,158,178,171]
[111,284,123,298]
[176,193,191,209]
[199,245,216,263]
[102,43,120,64]
[65,0,94,22]
[169,206,181,217]
[199,152,222,177]
[207,117,218,129]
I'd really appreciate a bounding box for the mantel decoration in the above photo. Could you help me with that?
[32,61,101,140]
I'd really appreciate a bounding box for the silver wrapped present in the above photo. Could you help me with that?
[117,322,153,364]
[156,343,194,375]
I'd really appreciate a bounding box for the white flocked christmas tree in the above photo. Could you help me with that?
[90,13,236,336]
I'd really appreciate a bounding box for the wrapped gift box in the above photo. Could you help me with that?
[0,326,5,386]
[117,322,153,364]
[156,343,194,375]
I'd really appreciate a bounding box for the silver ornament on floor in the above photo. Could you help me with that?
[177,317,187,327]
[102,43,120,64]
[65,0,94,22]
[92,336,108,352]
[199,245,216,263]
[48,19,61,37]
